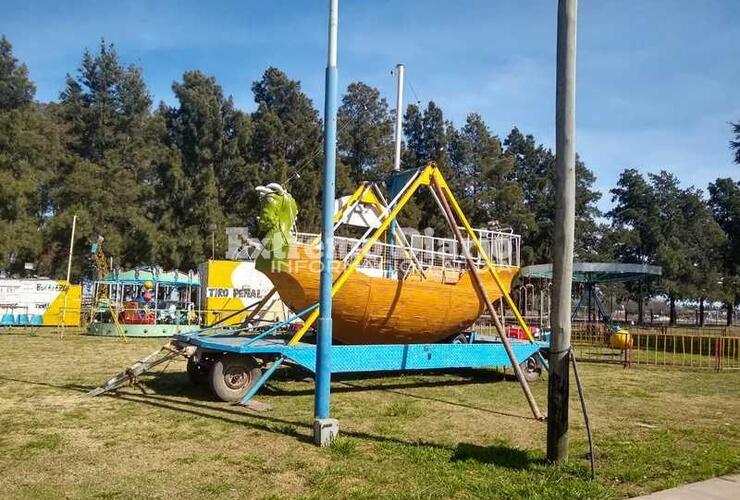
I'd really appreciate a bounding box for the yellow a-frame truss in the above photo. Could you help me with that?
[285,163,536,346]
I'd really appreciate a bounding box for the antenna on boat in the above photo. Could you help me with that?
[392,63,404,172]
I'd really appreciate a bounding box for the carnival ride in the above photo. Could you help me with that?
[521,262,662,349]
[90,163,548,420]
[87,267,201,338]
[257,180,521,345]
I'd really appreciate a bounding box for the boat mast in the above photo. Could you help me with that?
[393,63,404,172]
[387,63,405,275]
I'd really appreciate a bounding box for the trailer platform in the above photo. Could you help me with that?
[168,331,547,407]
[174,333,546,374]
[88,331,547,407]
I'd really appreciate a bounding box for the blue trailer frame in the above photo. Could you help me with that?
[173,330,548,406]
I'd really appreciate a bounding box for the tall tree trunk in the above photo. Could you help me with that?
[699,298,705,327]
[728,301,735,327]
[669,294,676,326]
[638,295,644,325]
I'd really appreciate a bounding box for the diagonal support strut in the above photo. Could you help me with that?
[431,177,544,420]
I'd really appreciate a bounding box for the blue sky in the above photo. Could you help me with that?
[3,0,739,213]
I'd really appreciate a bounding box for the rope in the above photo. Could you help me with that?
[406,79,422,105]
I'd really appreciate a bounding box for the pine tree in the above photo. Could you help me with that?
[0,35,35,111]
[447,114,533,236]
[337,82,393,182]
[504,127,601,264]
[400,101,452,233]
[158,70,255,265]
[250,67,352,231]
[708,178,740,324]
[610,169,725,324]
[0,36,59,275]
[401,103,424,169]
[51,40,160,276]
[731,121,740,165]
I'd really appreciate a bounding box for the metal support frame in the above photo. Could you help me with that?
[238,356,286,406]
[431,178,543,420]
[266,163,545,419]
[179,335,544,377]
[182,163,546,422]
[284,164,537,344]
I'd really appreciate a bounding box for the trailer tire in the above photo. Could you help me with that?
[520,356,542,382]
[209,355,262,402]
[186,357,208,385]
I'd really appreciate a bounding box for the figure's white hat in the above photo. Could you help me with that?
[266,183,286,195]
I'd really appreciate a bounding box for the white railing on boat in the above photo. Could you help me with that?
[294,227,519,274]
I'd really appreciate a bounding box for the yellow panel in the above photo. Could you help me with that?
[43,282,82,326]
[201,260,284,326]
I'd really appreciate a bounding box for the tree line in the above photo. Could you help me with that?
[1,37,738,324]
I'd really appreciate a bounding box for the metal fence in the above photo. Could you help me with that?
[570,322,740,371]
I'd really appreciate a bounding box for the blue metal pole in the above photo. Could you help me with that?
[315,0,339,421]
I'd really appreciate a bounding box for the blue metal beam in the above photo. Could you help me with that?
[176,333,546,376]
[237,356,285,406]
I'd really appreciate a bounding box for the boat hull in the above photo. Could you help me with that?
[263,245,518,344]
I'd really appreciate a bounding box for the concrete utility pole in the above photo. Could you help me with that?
[314,0,340,447]
[393,63,404,172]
[547,0,577,463]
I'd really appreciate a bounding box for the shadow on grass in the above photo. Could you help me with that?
[105,390,541,469]
[452,443,544,469]
[0,375,93,392]
[0,361,538,422]
[0,370,542,469]
[134,366,536,421]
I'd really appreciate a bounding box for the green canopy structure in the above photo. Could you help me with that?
[100,268,200,286]
[520,262,661,284]
[520,262,662,330]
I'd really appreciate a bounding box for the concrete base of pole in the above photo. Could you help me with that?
[313,418,339,447]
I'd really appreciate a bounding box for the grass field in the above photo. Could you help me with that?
[0,329,738,499]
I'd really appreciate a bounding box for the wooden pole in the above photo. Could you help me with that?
[65,214,77,284]
[548,0,578,463]
[432,179,543,420]
[60,214,77,337]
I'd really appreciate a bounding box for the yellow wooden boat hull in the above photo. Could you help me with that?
[263,245,518,344]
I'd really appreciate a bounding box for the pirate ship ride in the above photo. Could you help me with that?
[254,165,522,345]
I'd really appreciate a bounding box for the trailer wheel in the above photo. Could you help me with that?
[209,355,262,402]
[186,357,208,385]
[520,356,542,382]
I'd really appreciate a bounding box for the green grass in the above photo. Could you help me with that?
[0,329,738,499]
